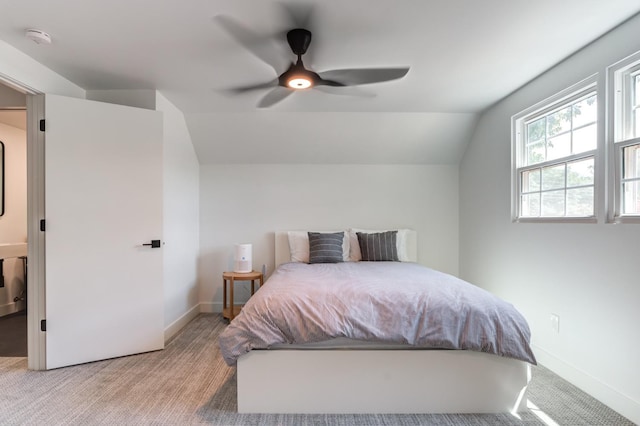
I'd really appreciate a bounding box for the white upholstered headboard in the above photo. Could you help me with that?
[274,230,417,267]
[274,232,292,267]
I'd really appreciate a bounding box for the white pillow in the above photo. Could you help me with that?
[349,228,412,262]
[288,231,350,263]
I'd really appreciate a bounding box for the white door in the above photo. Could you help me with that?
[43,94,164,369]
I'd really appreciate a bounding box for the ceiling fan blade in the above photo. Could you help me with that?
[314,85,376,98]
[318,67,410,86]
[223,80,278,94]
[214,15,289,74]
[257,87,294,108]
[314,78,345,87]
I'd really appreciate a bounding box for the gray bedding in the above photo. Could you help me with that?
[218,262,536,366]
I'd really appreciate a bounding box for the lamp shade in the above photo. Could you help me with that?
[234,244,252,273]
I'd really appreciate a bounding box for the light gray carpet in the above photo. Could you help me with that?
[0,314,633,425]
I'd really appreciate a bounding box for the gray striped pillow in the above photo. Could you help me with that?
[356,231,399,261]
[308,232,345,264]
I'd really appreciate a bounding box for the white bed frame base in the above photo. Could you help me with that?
[235,231,531,414]
[238,349,529,414]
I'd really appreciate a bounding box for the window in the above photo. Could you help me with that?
[610,54,640,220]
[512,77,598,221]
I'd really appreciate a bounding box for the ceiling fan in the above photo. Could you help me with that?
[214,6,410,108]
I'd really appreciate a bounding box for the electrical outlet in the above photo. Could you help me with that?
[550,314,560,334]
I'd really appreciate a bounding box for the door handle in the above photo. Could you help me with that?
[142,240,161,248]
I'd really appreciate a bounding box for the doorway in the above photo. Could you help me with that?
[0,83,28,357]
[0,75,166,370]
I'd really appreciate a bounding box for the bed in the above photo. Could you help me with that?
[219,230,535,414]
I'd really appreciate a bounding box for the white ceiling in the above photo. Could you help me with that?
[0,0,639,164]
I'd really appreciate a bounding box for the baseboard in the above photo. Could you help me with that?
[532,344,640,424]
[0,301,24,318]
[164,305,200,343]
[163,302,224,343]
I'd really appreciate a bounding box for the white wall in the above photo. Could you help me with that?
[199,164,458,311]
[156,92,200,340]
[0,122,27,316]
[459,13,640,424]
[0,40,84,98]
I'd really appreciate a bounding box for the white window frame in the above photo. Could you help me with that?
[607,51,640,223]
[511,75,599,223]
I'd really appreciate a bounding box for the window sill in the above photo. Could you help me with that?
[610,216,640,224]
[514,216,597,224]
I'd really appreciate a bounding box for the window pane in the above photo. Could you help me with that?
[542,164,565,190]
[521,193,540,217]
[572,123,597,154]
[567,158,594,187]
[527,117,546,144]
[541,190,565,216]
[522,169,540,192]
[547,133,571,160]
[634,107,640,139]
[572,95,597,128]
[622,144,640,179]
[622,181,640,215]
[566,187,594,216]
[547,107,571,137]
[527,141,545,165]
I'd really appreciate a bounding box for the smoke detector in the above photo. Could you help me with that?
[25,29,51,45]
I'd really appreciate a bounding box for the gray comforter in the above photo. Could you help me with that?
[218,262,536,366]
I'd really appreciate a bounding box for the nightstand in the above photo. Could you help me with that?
[222,270,264,321]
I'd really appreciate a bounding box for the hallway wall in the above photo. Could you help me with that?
[0,120,27,316]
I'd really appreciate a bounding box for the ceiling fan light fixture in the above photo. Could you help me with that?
[287,77,312,89]
[283,57,315,90]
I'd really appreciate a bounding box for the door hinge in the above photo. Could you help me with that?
[39,119,45,132]
[40,219,46,232]
[40,320,47,332]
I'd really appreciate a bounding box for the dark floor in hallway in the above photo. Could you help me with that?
[0,310,27,357]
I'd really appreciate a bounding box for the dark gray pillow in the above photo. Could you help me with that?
[357,231,399,261]
[308,232,345,264]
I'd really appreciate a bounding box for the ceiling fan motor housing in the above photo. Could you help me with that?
[287,28,312,56]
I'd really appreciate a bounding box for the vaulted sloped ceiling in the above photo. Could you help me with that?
[186,112,477,164]
[0,0,639,164]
